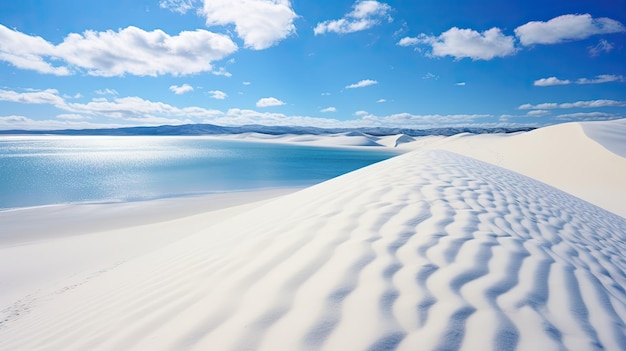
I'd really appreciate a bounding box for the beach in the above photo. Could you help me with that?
[1,119,625,350]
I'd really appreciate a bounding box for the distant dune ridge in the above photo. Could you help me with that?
[0,120,625,350]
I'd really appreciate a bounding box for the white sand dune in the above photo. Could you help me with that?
[407,120,626,218]
[1,148,625,350]
[0,189,298,315]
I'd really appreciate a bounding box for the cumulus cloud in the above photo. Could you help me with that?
[534,77,571,86]
[456,82,466,86]
[208,90,227,99]
[169,84,194,94]
[519,99,626,110]
[0,24,237,76]
[256,97,285,107]
[57,27,237,76]
[0,25,70,75]
[515,14,625,46]
[314,1,392,35]
[376,99,386,103]
[320,107,336,113]
[159,0,197,14]
[402,27,516,60]
[201,0,297,50]
[345,79,378,89]
[0,88,65,106]
[576,74,624,84]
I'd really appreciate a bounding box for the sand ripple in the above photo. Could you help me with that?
[1,150,625,351]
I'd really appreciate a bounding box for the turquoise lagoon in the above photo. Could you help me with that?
[0,136,399,209]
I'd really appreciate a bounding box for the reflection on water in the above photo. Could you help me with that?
[0,136,399,209]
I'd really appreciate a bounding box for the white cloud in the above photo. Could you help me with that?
[320,107,336,113]
[376,99,386,103]
[321,92,331,96]
[0,25,70,76]
[0,88,220,122]
[533,74,624,86]
[397,36,420,47]
[410,27,516,60]
[526,109,550,117]
[456,82,466,86]
[63,96,222,120]
[346,79,378,89]
[0,88,65,106]
[0,88,512,129]
[588,39,614,56]
[95,88,119,95]
[314,1,392,35]
[560,100,626,109]
[519,99,626,110]
[208,90,227,99]
[169,84,194,94]
[201,0,297,50]
[555,112,622,121]
[57,27,237,76]
[0,115,123,131]
[518,103,558,110]
[243,81,252,86]
[534,77,571,86]
[256,97,285,107]
[0,24,237,76]
[211,67,232,77]
[576,74,624,85]
[159,0,197,14]
[515,14,626,46]
[64,93,82,99]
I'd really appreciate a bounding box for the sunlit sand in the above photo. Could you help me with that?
[1,120,624,350]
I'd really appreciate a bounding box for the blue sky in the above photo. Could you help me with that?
[0,0,625,130]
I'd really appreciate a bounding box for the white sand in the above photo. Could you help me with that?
[0,189,299,314]
[1,120,625,350]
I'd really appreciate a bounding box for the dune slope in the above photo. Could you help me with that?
[1,150,625,351]
[424,121,626,218]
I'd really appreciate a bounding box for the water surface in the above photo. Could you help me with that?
[0,136,399,209]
